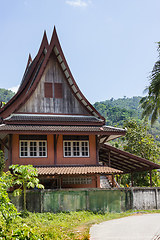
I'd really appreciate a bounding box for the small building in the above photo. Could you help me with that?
[0,28,159,188]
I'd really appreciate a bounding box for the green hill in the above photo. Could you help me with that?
[93,96,142,127]
[100,96,142,116]
[93,96,160,141]
[0,88,15,103]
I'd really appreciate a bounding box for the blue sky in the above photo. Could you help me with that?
[1,0,160,103]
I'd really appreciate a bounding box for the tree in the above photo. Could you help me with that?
[122,119,159,162]
[9,165,44,212]
[119,119,160,187]
[140,42,160,125]
[0,172,18,226]
[0,152,18,226]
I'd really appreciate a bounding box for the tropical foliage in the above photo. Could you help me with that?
[94,96,160,141]
[9,164,44,212]
[0,172,18,227]
[94,101,139,126]
[140,42,160,125]
[114,119,160,187]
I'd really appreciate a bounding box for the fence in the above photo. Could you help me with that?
[9,187,160,213]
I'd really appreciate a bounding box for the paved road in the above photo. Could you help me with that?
[89,213,160,240]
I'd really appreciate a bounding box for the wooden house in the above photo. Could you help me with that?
[0,28,159,188]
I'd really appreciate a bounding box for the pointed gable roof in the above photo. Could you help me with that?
[18,53,32,91]
[0,31,49,118]
[0,28,105,122]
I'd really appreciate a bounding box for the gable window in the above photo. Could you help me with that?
[63,136,89,157]
[44,82,53,98]
[19,135,47,157]
[54,83,63,98]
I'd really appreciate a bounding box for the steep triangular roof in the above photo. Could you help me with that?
[0,30,49,118]
[0,28,105,122]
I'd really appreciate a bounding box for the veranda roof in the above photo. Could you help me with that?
[99,144,160,174]
[36,165,122,176]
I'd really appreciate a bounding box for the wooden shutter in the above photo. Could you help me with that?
[44,82,53,98]
[54,83,63,98]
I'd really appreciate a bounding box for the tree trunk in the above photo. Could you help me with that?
[23,183,27,211]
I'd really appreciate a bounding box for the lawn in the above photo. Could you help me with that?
[0,210,160,239]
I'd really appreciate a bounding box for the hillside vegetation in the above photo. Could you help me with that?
[93,96,160,140]
[0,88,15,103]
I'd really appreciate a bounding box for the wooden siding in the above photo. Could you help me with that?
[18,53,89,115]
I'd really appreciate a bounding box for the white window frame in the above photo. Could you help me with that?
[19,140,47,158]
[63,140,89,157]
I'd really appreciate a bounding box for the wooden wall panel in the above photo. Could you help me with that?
[18,52,90,115]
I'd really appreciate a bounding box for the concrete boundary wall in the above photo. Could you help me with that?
[9,187,160,213]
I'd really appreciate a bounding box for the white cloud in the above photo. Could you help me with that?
[8,85,19,93]
[66,0,90,7]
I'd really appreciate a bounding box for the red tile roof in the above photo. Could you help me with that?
[36,165,123,175]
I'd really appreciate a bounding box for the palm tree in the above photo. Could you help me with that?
[140,42,160,125]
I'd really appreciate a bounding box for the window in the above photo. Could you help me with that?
[63,141,89,157]
[20,140,47,157]
[63,177,92,185]
[44,82,53,98]
[54,83,63,98]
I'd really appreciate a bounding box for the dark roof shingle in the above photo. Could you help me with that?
[0,124,126,134]
[5,115,103,123]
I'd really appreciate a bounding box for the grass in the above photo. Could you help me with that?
[1,210,160,239]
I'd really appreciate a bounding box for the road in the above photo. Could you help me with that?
[89,213,160,240]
